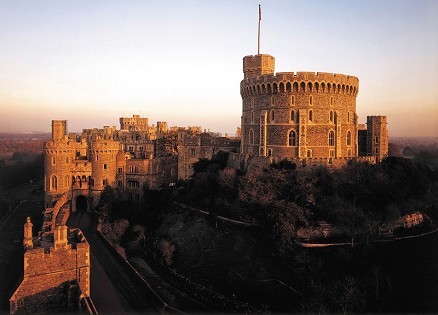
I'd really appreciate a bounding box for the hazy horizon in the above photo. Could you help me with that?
[1,0,437,137]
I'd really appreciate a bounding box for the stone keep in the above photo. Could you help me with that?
[240,54,359,160]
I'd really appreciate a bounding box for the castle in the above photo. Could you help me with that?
[240,53,388,165]
[44,117,240,211]
[15,42,388,315]
[42,53,388,212]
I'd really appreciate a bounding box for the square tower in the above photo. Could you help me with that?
[366,116,388,160]
[243,54,275,79]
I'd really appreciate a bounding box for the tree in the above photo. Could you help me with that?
[158,238,175,265]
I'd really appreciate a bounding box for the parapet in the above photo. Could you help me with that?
[241,71,359,96]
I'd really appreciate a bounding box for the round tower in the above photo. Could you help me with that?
[240,54,359,160]
[44,123,76,207]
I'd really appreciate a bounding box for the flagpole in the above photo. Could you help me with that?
[258,4,261,55]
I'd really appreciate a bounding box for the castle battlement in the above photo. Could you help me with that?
[241,72,359,97]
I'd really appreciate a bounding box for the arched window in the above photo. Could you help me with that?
[103,163,107,170]
[308,110,313,122]
[286,82,291,92]
[300,82,306,92]
[309,96,313,105]
[347,130,352,146]
[279,82,285,93]
[96,155,99,161]
[267,148,273,156]
[51,175,57,190]
[307,150,312,158]
[288,130,297,146]
[293,82,298,92]
[330,111,334,122]
[82,175,87,182]
[270,110,275,122]
[249,129,254,145]
[329,130,335,146]
[291,110,295,122]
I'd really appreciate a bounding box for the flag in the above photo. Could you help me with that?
[259,5,261,21]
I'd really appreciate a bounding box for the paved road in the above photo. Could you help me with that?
[68,210,158,313]
[0,182,44,312]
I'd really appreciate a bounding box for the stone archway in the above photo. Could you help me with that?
[75,195,88,212]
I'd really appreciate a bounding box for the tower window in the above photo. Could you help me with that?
[330,111,334,123]
[267,148,273,156]
[347,130,352,146]
[309,110,313,122]
[249,129,254,145]
[309,96,313,105]
[51,175,57,190]
[270,110,275,123]
[103,164,107,170]
[307,150,312,158]
[329,130,335,146]
[288,130,297,146]
[251,111,254,123]
[291,110,295,122]
[375,136,379,144]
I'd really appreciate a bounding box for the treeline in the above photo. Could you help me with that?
[0,140,45,154]
[0,153,44,190]
[178,153,438,245]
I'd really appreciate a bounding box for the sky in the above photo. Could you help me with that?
[0,0,437,137]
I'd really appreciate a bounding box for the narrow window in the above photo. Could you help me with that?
[375,147,379,154]
[375,136,379,144]
[103,164,107,170]
[288,130,297,146]
[251,111,254,123]
[249,129,254,145]
[307,150,312,158]
[330,111,334,123]
[348,111,350,122]
[66,157,69,163]
[267,149,272,157]
[309,96,312,105]
[52,157,56,165]
[347,131,352,146]
[270,110,275,122]
[51,175,57,190]
[291,110,295,122]
[309,110,313,122]
[96,155,99,161]
[329,131,335,146]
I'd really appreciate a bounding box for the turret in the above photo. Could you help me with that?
[51,120,67,141]
[243,54,275,80]
[23,217,33,249]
